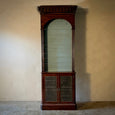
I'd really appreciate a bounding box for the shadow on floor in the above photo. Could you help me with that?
[77,101,115,110]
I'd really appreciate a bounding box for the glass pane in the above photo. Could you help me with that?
[60,76,73,102]
[45,76,57,88]
[45,88,57,102]
[45,76,57,102]
[61,76,72,88]
[61,88,73,102]
[46,19,72,72]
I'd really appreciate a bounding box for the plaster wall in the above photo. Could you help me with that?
[0,0,115,102]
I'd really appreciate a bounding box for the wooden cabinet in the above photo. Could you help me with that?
[38,5,77,110]
[42,72,76,110]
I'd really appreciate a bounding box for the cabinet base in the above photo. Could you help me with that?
[41,104,77,110]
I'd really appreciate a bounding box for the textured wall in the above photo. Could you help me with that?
[0,0,115,102]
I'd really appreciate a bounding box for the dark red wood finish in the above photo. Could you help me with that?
[42,72,76,110]
[42,104,76,110]
[42,72,75,102]
[38,5,77,110]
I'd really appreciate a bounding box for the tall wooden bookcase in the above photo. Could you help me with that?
[38,5,77,110]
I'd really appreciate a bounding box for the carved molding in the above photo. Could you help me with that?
[38,5,77,14]
[38,5,77,29]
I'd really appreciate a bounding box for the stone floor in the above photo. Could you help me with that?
[0,101,115,115]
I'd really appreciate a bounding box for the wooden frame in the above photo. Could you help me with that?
[38,5,77,110]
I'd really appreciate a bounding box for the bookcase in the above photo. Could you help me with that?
[38,5,77,110]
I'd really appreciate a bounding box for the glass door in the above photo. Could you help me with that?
[44,19,72,72]
[43,74,58,103]
[60,75,73,102]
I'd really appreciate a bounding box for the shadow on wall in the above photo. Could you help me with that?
[75,7,90,102]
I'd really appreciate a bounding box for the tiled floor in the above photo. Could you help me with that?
[0,102,115,115]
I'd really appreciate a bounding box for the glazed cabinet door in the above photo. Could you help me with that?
[60,73,75,103]
[43,73,75,104]
[43,74,58,103]
[60,76,73,102]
